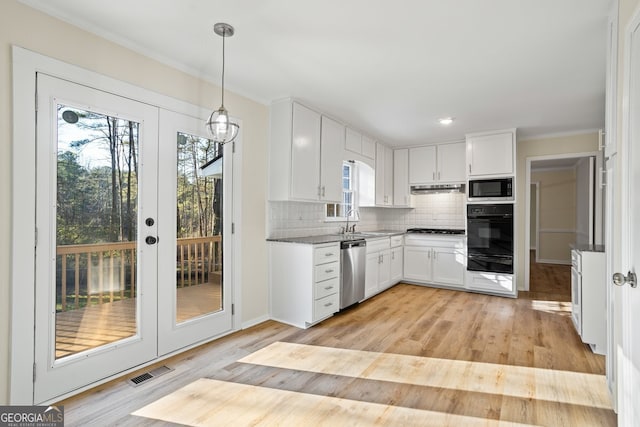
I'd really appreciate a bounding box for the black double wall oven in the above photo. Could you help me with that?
[467,204,514,274]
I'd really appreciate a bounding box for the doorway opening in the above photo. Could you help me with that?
[524,153,603,298]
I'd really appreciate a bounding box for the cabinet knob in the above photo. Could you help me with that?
[613,271,637,288]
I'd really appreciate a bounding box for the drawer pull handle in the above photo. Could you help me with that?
[325,253,334,257]
[324,302,333,307]
[325,269,334,273]
[324,286,333,290]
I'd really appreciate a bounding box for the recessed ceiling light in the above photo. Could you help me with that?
[438,117,454,125]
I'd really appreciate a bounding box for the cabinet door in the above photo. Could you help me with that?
[365,251,381,298]
[375,143,386,205]
[378,249,391,290]
[393,149,410,206]
[390,246,403,284]
[432,247,465,287]
[362,135,376,159]
[467,132,514,176]
[437,142,466,183]
[409,146,437,184]
[345,127,361,154]
[290,103,321,200]
[320,116,345,202]
[384,146,393,205]
[403,246,432,282]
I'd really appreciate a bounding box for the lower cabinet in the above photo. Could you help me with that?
[403,236,465,289]
[365,240,390,298]
[571,248,606,354]
[269,242,340,329]
[465,271,514,296]
[390,246,403,285]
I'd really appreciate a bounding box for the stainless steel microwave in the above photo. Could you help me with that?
[468,177,513,201]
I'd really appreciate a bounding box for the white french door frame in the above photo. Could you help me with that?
[10,46,243,404]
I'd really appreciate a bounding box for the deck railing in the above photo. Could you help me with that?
[56,235,222,311]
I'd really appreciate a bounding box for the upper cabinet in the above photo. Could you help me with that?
[269,100,343,202]
[345,127,375,160]
[466,129,516,177]
[393,148,410,207]
[375,143,393,206]
[409,142,465,185]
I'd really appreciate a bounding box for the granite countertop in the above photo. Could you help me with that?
[267,230,405,245]
[571,243,605,253]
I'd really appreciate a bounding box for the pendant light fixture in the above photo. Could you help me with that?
[206,22,239,144]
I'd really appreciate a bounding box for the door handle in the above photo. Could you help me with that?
[145,236,158,245]
[613,271,637,288]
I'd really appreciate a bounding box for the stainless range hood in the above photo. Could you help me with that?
[410,183,465,194]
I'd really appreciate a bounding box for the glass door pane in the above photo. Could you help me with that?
[175,132,223,323]
[55,105,139,359]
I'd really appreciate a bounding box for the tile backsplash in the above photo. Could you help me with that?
[267,193,465,238]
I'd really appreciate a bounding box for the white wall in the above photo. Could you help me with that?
[0,0,269,403]
[575,157,593,245]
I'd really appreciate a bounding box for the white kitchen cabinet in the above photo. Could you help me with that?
[390,246,403,285]
[345,128,375,160]
[320,116,345,202]
[269,100,342,202]
[375,143,393,206]
[269,242,340,329]
[290,102,321,200]
[437,142,466,182]
[466,271,514,296]
[409,142,465,185]
[393,148,410,207]
[365,238,392,298]
[362,135,376,159]
[345,127,361,154]
[571,248,606,354]
[403,235,465,289]
[466,129,516,177]
[409,145,436,185]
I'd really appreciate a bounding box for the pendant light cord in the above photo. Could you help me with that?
[221,27,226,108]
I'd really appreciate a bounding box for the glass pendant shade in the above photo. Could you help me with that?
[207,22,239,144]
[206,105,239,144]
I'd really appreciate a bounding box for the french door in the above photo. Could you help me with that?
[34,74,232,403]
[157,109,233,355]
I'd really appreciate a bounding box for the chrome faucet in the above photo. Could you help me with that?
[344,208,360,234]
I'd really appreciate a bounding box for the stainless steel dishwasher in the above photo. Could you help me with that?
[340,239,366,309]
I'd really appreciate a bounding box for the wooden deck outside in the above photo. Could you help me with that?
[55,280,222,359]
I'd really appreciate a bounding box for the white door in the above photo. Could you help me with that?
[617,10,640,425]
[403,246,432,282]
[157,110,233,355]
[432,248,464,287]
[34,74,158,403]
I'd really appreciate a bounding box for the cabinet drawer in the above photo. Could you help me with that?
[466,272,514,295]
[390,235,404,248]
[314,245,340,265]
[314,277,339,300]
[315,261,339,282]
[366,238,390,253]
[314,293,340,321]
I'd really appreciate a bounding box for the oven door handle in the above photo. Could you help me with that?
[467,254,513,265]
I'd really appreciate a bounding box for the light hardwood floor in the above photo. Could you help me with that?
[59,278,615,426]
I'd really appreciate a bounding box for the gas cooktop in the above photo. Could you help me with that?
[406,228,465,235]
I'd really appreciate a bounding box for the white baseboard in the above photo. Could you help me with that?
[242,314,270,330]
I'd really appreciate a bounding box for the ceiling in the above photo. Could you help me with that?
[21,0,612,147]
